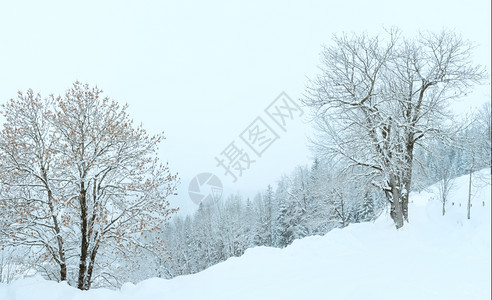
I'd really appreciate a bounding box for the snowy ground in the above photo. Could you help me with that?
[1,169,490,300]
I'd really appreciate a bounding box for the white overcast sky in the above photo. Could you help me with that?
[0,0,490,214]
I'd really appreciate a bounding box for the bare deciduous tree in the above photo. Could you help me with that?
[304,29,485,228]
[0,82,179,289]
[437,169,455,217]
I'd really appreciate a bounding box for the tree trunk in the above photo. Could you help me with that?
[388,175,404,229]
[442,198,446,216]
[48,195,67,281]
[402,141,415,222]
[401,184,409,223]
[85,242,99,290]
[78,183,89,290]
[43,169,68,282]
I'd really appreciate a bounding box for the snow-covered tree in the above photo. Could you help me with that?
[307,159,336,234]
[359,190,376,222]
[304,29,485,228]
[432,145,458,215]
[263,185,275,246]
[0,82,178,289]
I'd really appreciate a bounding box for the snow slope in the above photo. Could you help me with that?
[1,169,490,300]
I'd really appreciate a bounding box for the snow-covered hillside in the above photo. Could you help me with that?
[1,169,490,300]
